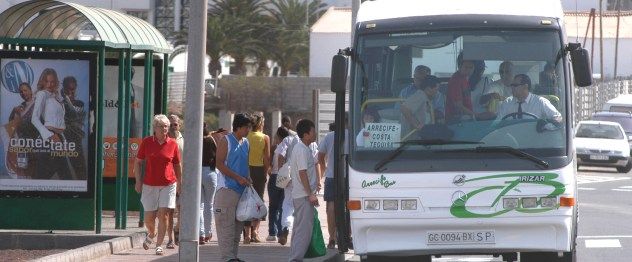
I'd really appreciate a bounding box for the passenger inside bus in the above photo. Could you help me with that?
[446,55,475,123]
[400,75,441,133]
[355,107,381,147]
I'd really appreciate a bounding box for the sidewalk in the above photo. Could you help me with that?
[96,195,342,262]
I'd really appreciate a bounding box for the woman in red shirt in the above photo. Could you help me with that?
[134,114,182,255]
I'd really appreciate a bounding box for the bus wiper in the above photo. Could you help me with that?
[466,146,550,169]
[373,139,482,172]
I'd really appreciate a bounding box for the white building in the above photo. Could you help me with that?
[309,7,632,79]
[309,6,352,77]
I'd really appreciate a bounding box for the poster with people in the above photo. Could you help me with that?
[0,51,95,194]
[103,60,162,179]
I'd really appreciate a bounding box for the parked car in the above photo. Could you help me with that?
[591,111,632,153]
[602,94,632,113]
[575,120,632,173]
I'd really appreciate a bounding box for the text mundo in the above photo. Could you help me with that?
[9,137,76,152]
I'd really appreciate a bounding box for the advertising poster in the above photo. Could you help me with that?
[103,60,162,179]
[0,51,95,194]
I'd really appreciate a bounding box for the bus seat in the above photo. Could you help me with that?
[541,95,560,109]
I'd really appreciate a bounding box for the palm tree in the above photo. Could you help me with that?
[209,0,268,75]
[266,0,327,76]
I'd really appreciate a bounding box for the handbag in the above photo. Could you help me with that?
[275,162,292,188]
[304,208,326,258]
[236,186,268,221]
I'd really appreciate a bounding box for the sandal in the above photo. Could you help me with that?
[166,240,176,249]
[142,236,153,250]
[155,246,163,255]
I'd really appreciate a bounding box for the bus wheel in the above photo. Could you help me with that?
[521,251,576,262]
[361,255,432,262]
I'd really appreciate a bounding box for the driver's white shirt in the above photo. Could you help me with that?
[496,93,561,120]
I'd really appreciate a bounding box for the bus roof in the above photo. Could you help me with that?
[357,0,564,23]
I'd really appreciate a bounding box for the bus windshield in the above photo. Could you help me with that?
[350,30,568,173]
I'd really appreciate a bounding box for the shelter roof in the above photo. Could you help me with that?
[0,0,171,53]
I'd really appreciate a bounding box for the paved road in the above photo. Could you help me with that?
[344,166,632,262]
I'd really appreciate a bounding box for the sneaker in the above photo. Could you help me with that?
[278,227,289,245]
[266,235,277,242]
[155,246,163,255]
[204,234,212,242]
[199,236,206,245]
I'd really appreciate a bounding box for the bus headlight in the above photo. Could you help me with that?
[503,198,519,209]
[364,200,380,210]
[521,197,538,208]
[401,199,418,210]
[540,197,558,208]
[383,200,398,210]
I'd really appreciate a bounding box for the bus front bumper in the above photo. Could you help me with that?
[351,216,574,257]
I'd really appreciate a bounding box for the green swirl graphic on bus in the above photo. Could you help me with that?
[450,173,566,218]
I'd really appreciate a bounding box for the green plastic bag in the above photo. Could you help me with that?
[304,208,326,258]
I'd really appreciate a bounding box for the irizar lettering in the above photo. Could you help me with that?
[519,176,545,182]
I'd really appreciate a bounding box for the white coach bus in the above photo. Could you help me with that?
[329,0,593,261]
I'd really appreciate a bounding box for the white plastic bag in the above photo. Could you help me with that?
[236,186,268,221]
[276,162,292,188]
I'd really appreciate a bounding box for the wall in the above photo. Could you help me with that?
[310,32,352,77]
[580,38,632,78]
[561,0,605,11]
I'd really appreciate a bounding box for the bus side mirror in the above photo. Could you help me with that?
[570,46,592,87]
[331,53,349,93]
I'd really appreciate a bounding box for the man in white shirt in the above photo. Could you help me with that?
[275,131,299,245]
[496,74,562,122]
[288,119,320,262]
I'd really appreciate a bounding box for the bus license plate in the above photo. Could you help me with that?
[589,155,609,160]
[427,230,495,245]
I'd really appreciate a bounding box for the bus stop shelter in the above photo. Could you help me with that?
[0,0,172,233]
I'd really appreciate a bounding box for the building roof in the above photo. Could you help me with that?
[565,11,632,38]
[0,0,171,52]
[311,6,351,33]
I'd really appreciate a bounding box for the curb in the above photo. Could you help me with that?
[32,232,146,262]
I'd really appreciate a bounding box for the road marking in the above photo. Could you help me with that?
[612,188,632,192]
[585,239,621,248]
[577,175,631,185]
[580,235,632,238]
[619,186,632,189]
[578,187,596,190]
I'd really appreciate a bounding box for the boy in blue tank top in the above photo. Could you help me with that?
[214,113,253,262]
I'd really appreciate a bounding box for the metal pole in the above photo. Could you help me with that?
[115,51,126,229]
[591,9,596,73]
[162,53,169,113]
[96,47,106,234]
[122,50,133,229]
[179,0,207,260]
[351,0,360,42]
[614,0,621,79]
[599,0,604,81]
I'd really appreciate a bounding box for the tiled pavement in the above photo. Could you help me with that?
[95,194,338,262]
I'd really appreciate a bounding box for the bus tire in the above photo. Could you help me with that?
[361,255,432,262]
[521,250,576,262]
